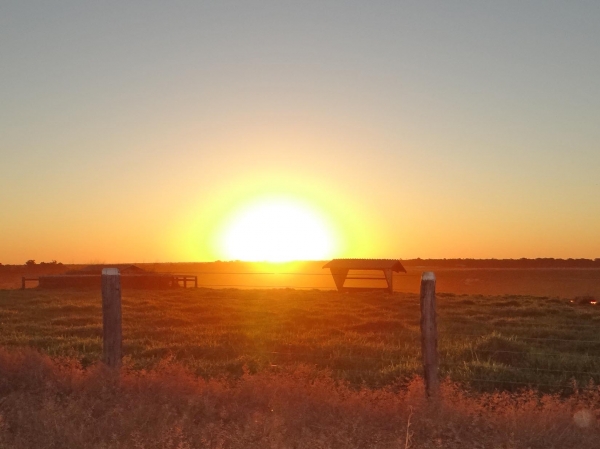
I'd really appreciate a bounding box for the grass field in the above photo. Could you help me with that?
[1,287,599,393]
[2,285,600,447]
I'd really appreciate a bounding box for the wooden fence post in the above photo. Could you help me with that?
[420,271,439,397]
[101,268,122,368]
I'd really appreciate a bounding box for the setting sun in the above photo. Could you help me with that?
[219,197,337,262]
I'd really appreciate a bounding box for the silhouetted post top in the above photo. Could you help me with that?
[422,271,435,281]
[102,268,120,276]
[322,259,407,272]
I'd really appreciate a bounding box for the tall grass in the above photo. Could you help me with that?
[0,348,598,448]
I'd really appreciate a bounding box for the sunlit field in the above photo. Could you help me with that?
[2,286,600,448]
[2,286,599,393]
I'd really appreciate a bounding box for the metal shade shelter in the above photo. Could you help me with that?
[323,259,407,293]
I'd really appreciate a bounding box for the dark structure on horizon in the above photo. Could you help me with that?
[30,265,197,289]
[323,259,407,293]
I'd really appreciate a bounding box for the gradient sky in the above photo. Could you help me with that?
[1,1,599,263]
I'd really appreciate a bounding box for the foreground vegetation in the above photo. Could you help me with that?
[1,287,599,392]
[0,348,598,449]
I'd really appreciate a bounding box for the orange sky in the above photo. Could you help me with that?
[1,2,599,264]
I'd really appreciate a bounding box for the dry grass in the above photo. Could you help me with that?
[0,347,599,449]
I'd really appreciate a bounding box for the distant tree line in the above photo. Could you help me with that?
[1,258,600,271]
[401,258,600,268]
[0,260,65,274]
[24,260,61,266]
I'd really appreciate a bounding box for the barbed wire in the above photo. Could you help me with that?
[170,271,424,277]
[438,326,600,335]
[265,358,600,378]
[186,272,333,276]
[441,348,600,359]
[440,362,600,377]
[184,347,600,379]
[457,378,599,390]
[194,284,338,290]
[437,333,600,344]
[259,351,419,363]
[264,362,600,390]
[263,350,600,369]
[191,349,600,387]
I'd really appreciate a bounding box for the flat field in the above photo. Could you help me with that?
[2,283,600,448]
[1,286,599,392]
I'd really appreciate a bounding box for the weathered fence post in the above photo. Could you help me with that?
[101,268,122,368]
[420,271,439,397]
[21,276,26,290]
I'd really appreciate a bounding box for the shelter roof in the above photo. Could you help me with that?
[323,259,407,272]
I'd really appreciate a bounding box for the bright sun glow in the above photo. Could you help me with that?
[220,197,336,262]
